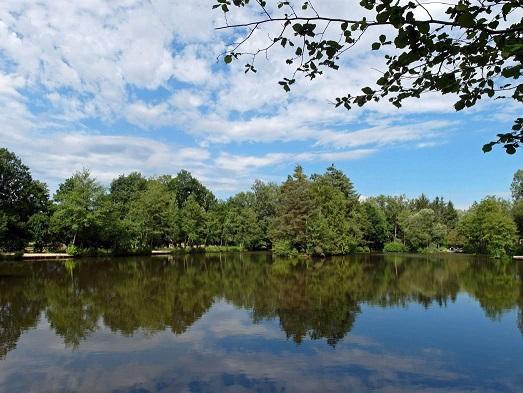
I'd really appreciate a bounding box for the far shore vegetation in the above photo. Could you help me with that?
[1,148,522,258]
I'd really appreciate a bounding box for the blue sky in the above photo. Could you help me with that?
[0,0,520,209]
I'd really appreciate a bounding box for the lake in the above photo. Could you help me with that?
[0,253,522,392]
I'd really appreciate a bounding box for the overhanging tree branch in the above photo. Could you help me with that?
[217,16,523,35]
[213,0,523,154]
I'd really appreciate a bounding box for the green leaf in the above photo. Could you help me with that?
[224,55,233,64]
[454,101,465,111]
[457,13,475,28]
[482,144,493,153]
[418,21,430,34]
[376,11,389,23]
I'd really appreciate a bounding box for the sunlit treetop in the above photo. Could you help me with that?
[214,0,523,153]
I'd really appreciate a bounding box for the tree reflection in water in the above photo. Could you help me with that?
[0,253,521,358]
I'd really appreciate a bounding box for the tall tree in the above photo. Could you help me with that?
[252,180,280,248]
[311,165,358,205]
[430,197,459,228]
[165,170,216,210]
[223,205,263,249]
[458,197,518,256]
[362,201,389,250]
[215,0,523,153]
[27,213,51,252]
[0,148,49,251]
[511,169,523,201]
[306,175,362,255]
[125,180,177,249]
[511,199,523,239]
[179,195,207,246]
[50,170,105,247]
[271,165,312,252]
[403,208,443,251]
[443,201,459,229]
[279,166,362,256]
[205,201,227,246]
[411,194,431,211]
[110,172,147,216]
[373,195,409,241]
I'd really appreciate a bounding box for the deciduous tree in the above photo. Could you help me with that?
[50,170,105,247]
[458,197,518,256]
[0,148,49,251]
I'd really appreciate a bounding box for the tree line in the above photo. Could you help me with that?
[1,147,522,256]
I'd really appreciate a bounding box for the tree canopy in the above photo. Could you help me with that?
[512,169,523,200]
[0,148,520,256]
[214,0,523,153]
[0,148,49,251]
[50,170,105,247]
[458,197,518,256]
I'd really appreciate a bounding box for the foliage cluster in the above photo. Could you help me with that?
[383,242,407,253]
[0,148,521,257]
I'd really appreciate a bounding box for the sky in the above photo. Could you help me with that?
[0,0,520,209]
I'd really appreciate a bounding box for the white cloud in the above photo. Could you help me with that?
[0,0,504,198]
[215,149,376,173]
[2,126,213,190]
[172,45,213,85]
[315,120,454,149]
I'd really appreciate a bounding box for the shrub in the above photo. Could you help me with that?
[204,245,244,253]
[65,244,80,256]
[272,240,299,257]
[419,246,443,254]
[356,246,371,253]
[383,242,407,253]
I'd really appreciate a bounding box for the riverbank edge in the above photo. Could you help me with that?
[0,246,251,260]
[2,249,521,261]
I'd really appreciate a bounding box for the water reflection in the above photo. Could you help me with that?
[0,253,522,392]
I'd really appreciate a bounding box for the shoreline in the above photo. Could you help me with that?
[2,250,522,261]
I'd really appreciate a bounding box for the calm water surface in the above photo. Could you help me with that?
[0,253,522,392]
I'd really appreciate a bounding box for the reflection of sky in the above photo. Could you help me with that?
[1,297,522,393]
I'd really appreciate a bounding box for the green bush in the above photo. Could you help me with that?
[65,246,99,257]
[204,245,244,253]
[383,242,407,253]
[65,244,80,256]
[356,246,371,253]
[272,240,299,257]
[419,246,444,254]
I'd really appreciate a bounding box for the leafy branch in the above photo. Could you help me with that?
[214,0,523,154]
